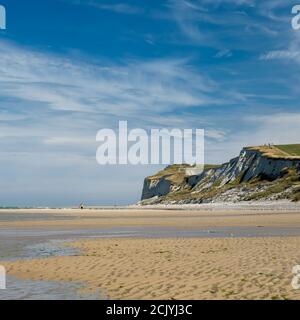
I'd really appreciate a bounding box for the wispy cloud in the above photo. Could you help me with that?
[260,50,300,61]
[68,1,144,15]
[259,26,300,66]
[214,49,233,58]
[0,41,217,117]
[0,39,230,159]
[163,0,290,49]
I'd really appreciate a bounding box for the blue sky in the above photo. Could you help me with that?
[0,0,300,206]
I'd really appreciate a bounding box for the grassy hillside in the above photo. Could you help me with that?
[148,164,191,184]
[276,144,300,157]
[148,164,222,184]
[247,144,300,159]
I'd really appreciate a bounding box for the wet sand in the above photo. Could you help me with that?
[1,207,300,229]
[1,208,300,300]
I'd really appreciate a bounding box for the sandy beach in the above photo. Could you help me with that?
[1,207,300,300]
[2,237,300,300]
[1,204,300,229]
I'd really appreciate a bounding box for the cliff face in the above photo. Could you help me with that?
[142,177,171,200]
[140,147,300,204]
[141,164,191,201]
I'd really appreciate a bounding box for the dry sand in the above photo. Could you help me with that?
[1,208,300,300]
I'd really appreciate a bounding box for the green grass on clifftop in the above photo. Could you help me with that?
[148,164,222,185]
[247,144,300,159]
[275,144,300,157]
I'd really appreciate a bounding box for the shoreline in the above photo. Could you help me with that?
[2,200,300,212]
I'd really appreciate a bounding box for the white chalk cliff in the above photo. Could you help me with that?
[140,146,300,204]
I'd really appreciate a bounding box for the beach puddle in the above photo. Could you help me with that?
[24,240,81,259]
[0,277,100,300]
[0,238,81,262]
[0,239,106,300]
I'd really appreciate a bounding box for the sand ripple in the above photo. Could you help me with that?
[3,237,300,300]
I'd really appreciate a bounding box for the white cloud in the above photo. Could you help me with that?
[164,0,289,48]
[0,41,218,118]
[67,1,144,15]
[260,50,300,60]
[205,129,227,140]
[214,49,233,58]
[260,30,300,63]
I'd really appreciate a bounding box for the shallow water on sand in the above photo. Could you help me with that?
[0,212,76,222]
[0,238,103,300]
[0,277,101,300]
[2,226,300,241]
